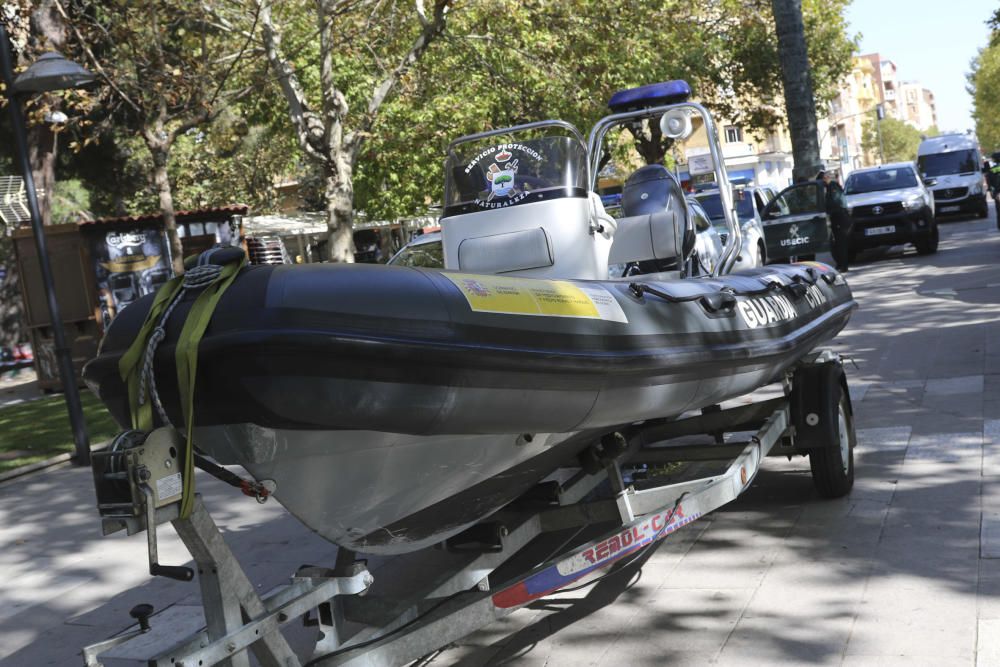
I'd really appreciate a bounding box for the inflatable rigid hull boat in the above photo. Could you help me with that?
[85,81,856,555]
[85,260,855,554]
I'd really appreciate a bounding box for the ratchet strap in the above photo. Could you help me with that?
[118,248,246,518]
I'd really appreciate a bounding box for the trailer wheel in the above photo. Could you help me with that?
[808,383,855,498]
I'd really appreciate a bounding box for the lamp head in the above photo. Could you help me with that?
[13,52,98,94]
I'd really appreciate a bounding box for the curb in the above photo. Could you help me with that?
[0,441,109,484]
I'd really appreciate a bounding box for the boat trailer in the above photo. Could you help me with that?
[82,350,855,667]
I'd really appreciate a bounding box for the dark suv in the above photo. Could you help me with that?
[843,162,937,258]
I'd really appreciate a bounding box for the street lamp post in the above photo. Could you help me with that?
[0,25,98,465]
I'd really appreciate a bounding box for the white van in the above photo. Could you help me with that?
[916,133,988,218]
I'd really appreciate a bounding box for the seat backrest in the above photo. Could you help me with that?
[607,212,679,265]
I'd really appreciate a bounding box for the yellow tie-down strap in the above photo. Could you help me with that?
[443,273,628,323]
[119,253,246,519]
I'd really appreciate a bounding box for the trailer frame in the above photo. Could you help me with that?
[82,350,854,667]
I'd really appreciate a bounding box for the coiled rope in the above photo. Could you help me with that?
[136,263,223,427]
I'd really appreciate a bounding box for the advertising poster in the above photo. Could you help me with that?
[87,226,173,329]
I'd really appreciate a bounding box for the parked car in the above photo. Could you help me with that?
[695,184,777,270]
[843,162,937,258]
[387,231,444,267]
[687,196,725,275]
[917,133,988,218]
[758,180,831,262]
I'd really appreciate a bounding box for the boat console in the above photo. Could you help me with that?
[439,80,742,281]
[440,123,614,280]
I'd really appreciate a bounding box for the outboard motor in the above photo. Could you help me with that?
[609,164,696,275]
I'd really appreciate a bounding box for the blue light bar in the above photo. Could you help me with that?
[607,80,692,113]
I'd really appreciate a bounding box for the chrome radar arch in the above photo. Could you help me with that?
[588,80,741,277]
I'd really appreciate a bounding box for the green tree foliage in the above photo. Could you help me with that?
[259,0,453,261]
[861,117,924,164]
[1,1,33,348]
[61,0,261,271]
[356,0,857,220]
[970,40,1000,152]
[42,0,857,238]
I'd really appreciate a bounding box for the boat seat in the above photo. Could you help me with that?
[607,211,680,266]
[608,164,689,269]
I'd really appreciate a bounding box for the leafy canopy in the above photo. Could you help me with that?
[861,116,927,164]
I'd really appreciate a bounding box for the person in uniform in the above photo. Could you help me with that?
[818,169,851,272]
[988,152,1000,200]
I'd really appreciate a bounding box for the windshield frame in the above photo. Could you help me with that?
[917,149,980,178]
[695,189,756,222]
[844,166,920,195]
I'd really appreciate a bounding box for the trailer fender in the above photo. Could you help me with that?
[790,358,850,451]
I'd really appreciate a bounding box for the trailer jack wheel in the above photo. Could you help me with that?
[808,384,855,498]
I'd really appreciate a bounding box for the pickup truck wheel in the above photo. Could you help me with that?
[808,382,856,499]
[914,220,939,255]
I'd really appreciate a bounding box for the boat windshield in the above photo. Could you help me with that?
[443,135,589,217]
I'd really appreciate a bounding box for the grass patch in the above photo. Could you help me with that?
[0,392,120,473]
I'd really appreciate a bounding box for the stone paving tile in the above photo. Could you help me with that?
[979,619,1000,667]
[904,431,982,463]
[716,613,851,666]
[982,512,1000,559]
[848,381,871,403]
[906,411,986,437]
[845,574,977,660]
[842,656,973,667]
[0,620,107,667]
[856,426,912,450]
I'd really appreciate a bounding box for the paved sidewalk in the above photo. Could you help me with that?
[1,217,999,666]
[0,368,40,409]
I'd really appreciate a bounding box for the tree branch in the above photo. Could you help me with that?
[351,0,451,157]
[205,0,261,109]
[52,0,142,113]
[317,0,348,158]
[258,0,327,164]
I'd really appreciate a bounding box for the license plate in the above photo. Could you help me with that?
[865,225,895,236]
[940,205,961,213]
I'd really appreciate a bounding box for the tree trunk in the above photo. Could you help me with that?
[630,121,669,166]
[27,0,67,226]
[0,236,25,349]
[148,142,185,274]
[28,122,56,225]
[771,0,821,182]
[324,161,356,264]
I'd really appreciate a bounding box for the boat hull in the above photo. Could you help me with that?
[85,261,856,554]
